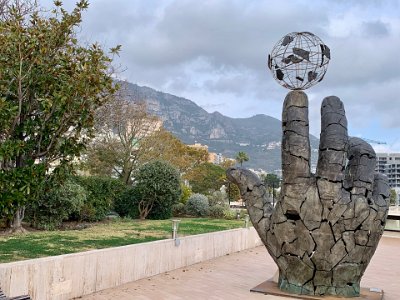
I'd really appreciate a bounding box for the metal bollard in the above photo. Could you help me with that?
[236,210,241,220]
[171,219,181,246]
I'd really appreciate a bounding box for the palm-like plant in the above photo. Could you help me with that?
[235,151,249,167]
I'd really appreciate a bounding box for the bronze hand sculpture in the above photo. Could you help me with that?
[227,91,389,296]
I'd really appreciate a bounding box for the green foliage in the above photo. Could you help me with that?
[186,193,210,217]
[0,1,117,227]
[227,182,241,202]
[135,160,181,220]
[0,163,46,221]
[184,162,226,195]
[85,100,158,184]
[27,180,86,230]
[261,173,281,188]
[180,184,192,204]
[208,190,229,208]
[237,208,248,219]
[390,189,398,205]
[209,205,225,218]
[172,203,186,217]
[222,209,237,220]
[74,176,127,221]
[114,187,140,218]
[235,151,249,166]
[140,128,209,174]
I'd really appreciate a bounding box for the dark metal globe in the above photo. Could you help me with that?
[268,32,330,90]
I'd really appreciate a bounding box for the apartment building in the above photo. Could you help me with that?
[375,153,400,188]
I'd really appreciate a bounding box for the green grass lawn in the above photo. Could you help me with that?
[0,218,243,263]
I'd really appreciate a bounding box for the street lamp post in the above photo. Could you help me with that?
[227,181,231,206]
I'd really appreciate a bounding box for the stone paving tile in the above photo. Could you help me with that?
[79,232,400,300]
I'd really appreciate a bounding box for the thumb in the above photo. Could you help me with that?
[226,167,274,243]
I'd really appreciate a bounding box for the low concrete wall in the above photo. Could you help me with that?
[0,227,262,300]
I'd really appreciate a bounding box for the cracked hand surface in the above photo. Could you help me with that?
[227,91,390,296]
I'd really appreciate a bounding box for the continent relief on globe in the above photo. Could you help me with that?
[268,32,330,90]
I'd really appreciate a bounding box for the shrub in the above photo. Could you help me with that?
[27,180,86,230]
[114,187,140,218]
[172,203,186,217]
[73,176,127,221]
[135,160,181,220]
[186,193,209,217]
[223,208,237,220]
[180,184,192,204]
[209,205,225,218]
[208,190,229,208]
[238,208,248,219]
[390,189,397,205]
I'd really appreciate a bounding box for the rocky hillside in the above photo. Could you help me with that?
[123,81,319,171]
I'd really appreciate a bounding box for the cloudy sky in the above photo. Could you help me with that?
[42,0,400,152]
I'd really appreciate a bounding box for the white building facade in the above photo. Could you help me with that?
[375,153,400,188]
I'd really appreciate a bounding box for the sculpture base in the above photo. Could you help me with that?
[250,280,383,300]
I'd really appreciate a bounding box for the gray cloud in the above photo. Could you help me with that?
[361,20,390,37]
[38,0,400,150]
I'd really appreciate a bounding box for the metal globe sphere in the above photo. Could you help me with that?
[268,32,330,90]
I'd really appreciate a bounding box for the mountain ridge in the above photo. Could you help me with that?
[123,81,319,171]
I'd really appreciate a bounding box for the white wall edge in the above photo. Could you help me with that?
[0,227,262,300]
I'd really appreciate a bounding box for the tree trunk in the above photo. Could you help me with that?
[139,205,149,220]
[138,200,153,220]
[8,153,28,233]
[7,206,27,233]
[120,166,132,185]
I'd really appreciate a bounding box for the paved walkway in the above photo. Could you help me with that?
[80,232,400,300]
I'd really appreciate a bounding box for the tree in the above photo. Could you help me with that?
[0,1,118,231]
[140,128,208,173]
[220,158,235,169]
[179,183,192,204]
[85,91,160,184]
[260,173,281,204]
[85,104,208,183]
[390,189,398,206]
[261,173,281,188]
[135,160,181,220]
[226,180,241,202]
[235,151,249,166]
[184,162,226,194]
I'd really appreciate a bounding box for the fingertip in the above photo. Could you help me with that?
[373,172,390,198]
[284,90,308,109]
[322,96,343,108]
[282,91,309,126]
[321,96,345,118]
[348,137,375,158]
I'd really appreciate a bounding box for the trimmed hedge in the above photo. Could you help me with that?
[114,187,140,218]
[73,176,127,221]
[27,180,86,230]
